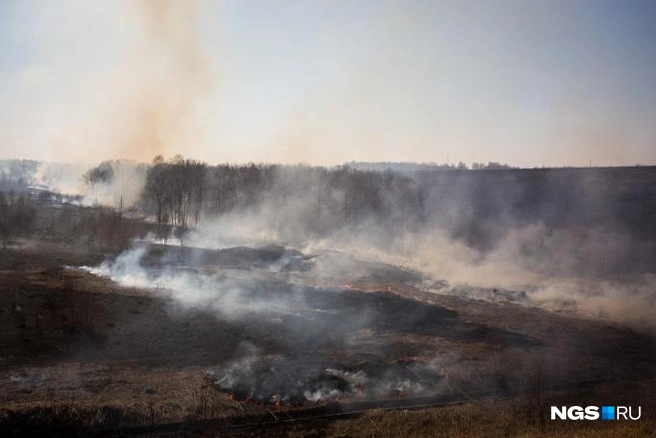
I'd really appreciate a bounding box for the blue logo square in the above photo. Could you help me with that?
[601,406,615,420]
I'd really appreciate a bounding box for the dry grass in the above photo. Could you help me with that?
[0,373,253,437]
[274,379,656,438]
[3,387,654,437]
[321,405,654,438]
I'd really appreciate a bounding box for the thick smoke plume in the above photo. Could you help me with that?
[117,0,213,161]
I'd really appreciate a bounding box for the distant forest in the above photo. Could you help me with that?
[347,161,514,172]
[54,156,519,233]
[2,157,655,252]
[138,155,421,233]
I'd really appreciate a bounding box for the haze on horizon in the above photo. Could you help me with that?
[1,0,655,168]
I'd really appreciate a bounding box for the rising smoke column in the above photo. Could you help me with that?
[116,0,215,161]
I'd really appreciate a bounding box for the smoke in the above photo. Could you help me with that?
[114,0,214,161]
[208,342,457,403]
[297,222,656,333]
[155,166,656,334]
[76,162,656,407]
[81,237,485,403]
[0,1,216,164]
[3,2,656,165]
[28,160,147,208]
[81,160,148,209]
[2,0,213,205]
[527,276,656,330]
[32,162,89,196]
[82,243,314,320]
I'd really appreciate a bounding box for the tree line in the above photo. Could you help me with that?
[133,156,423,236]
[0,191,37,247]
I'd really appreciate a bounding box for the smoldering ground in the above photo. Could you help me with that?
[83,239,547,403]
[208,342,460,404]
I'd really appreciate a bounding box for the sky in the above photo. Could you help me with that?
[1,0,655,167]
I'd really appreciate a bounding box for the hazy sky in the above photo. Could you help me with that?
[1,0,655,167]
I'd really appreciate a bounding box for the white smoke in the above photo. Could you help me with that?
[28,160,147,209]
[81,243,313,319]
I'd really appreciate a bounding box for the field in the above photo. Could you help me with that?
[1,167,656,436]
